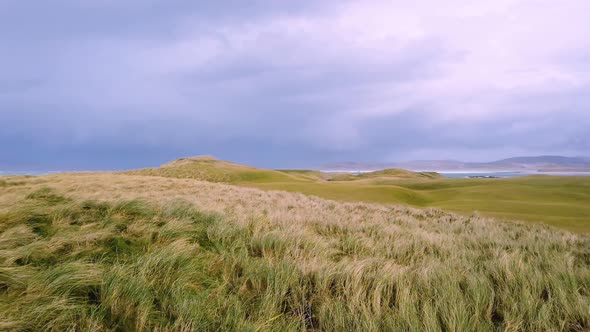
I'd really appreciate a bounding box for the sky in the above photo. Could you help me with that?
[1,0,589,170]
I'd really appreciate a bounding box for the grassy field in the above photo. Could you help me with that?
[122,156,590,232]
[1,174,589,331]
[246,176,590,233]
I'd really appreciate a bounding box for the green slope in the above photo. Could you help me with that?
[241,176,590,233]
[328,168,442,181]
[123,156,309,184]
[121,156,590,232]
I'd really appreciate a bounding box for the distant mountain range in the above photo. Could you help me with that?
[321,156,590,172]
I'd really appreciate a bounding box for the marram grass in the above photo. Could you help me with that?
[0,177,590,331]
[126,156,590,232]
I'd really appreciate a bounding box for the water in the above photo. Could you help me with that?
[441,171,590,178]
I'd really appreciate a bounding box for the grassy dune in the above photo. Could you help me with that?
[124,156,307,184]
[120,156,590,232]
[1,174,590,331]
[249,176,590,233]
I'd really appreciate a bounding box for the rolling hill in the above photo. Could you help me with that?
[119,156,590,232]
[327,169,441,181]
[123,156,440,184]
[323,155,590,172]
[123,155,305,183]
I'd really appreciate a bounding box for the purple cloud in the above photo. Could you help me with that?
[1,0,589,169]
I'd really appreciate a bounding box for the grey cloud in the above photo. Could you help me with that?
[1,0,589,170]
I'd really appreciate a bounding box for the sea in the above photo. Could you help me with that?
[440,171,590,178]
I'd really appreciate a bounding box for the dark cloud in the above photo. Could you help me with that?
[1,0,589,170]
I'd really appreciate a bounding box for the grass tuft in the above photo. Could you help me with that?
[25,187,69,206]
[1,179,589,331]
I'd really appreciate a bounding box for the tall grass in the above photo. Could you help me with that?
[1,182,589,331]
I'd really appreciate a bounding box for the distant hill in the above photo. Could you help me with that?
[123,155,305,183]
[123,156,441,183]
[322,156,590,172]
[491,156,590,168]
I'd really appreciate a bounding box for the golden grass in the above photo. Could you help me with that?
[115,156,590,232]
[1,173,589,331]
[122,156,303,184]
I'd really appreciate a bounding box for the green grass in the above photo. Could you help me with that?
[124,157,307,184]
[1,187,589,331]
[121,157,590,232]
[247,182,434,206]
[328,169,442,181]
[276,170,329,181]
[244,176,590,233]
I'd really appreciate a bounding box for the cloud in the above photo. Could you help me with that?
[1,0,589,169]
